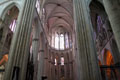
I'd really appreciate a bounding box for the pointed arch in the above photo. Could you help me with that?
[1,2,20,20]
[0,2,20,55]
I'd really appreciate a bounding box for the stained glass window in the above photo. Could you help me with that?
[9,20,16,32]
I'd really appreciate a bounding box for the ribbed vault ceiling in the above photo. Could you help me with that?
[44,0,73,34]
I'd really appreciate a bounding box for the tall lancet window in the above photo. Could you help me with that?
[51,35,55,47]
[51,32,72,50]
[54,33,64,50]
[59,34,64,50]
[65,33,69,48]
[36,0,40,13]
[55,33,59,49]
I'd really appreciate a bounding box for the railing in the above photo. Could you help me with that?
[100,65,120,80]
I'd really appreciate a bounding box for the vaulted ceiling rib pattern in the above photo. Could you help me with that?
[44,0,73,34]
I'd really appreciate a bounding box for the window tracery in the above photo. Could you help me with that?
[51,32,71,50]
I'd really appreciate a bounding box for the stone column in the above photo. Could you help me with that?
[63,53,67,80]
[37,33,45,80]
[73,0,101,80]
[51,53,55,80]
[43,44,49,79]
[4,0,36,80]
[48,50,52,80]
[69,53,71,80]
[49,53,53,80]
[57,54,61,80]
[55,54,59,80]
[103,0,120,52]
[47,49,50,80]
[46,48,50,79]
[66,53,70,80]
[32,19,41,80]
[69,52,73,80]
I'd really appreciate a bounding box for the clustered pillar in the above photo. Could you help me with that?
[69,52,74,80]
[37,33,45,80]
[32,19,41,80]
[4,0,36,80]
[73,0,102,80]
[64,53,67,80]
[43,44,49,79]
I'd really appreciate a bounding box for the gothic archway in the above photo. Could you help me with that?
[0,5,19,79]
[0,5,19,57]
